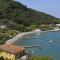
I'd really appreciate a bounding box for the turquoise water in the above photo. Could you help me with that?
[14,31,60,60]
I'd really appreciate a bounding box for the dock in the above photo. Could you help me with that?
[22,45,41,49]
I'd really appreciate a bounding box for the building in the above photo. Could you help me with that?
[55,24,60,28]
[0,44,27,60]
[0,25,6,29]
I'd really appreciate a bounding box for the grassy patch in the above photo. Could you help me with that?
[31,56,53,60]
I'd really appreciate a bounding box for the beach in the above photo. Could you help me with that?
[5,29,41,44]
[5,28,60,44]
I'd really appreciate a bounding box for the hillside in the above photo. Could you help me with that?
[0,0,59,26]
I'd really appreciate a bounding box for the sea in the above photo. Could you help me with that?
[14,31,60,60]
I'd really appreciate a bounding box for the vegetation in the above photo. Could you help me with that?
[31,56,53,60]
[0,0,60,26]
[0,29,17,44]
[0,0,60,44]
[39,24,54,31]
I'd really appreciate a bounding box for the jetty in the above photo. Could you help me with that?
[22,45,41,49]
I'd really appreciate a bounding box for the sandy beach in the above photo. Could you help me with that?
[5,28,60,44]
[5,29,41,44]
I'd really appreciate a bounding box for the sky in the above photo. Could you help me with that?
[15,0,60,18]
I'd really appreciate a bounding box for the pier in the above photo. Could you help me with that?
[22,45,41,49]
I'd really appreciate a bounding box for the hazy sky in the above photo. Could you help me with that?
[16,0,60,18]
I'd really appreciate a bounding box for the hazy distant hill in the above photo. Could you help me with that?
[0,0,59,26]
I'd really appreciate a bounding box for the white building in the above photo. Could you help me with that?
[55,24,60,28]
[0,25,6,29]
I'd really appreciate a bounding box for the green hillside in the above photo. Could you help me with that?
[0,0,59,26]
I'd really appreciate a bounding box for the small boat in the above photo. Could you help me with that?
[49,40,53,43]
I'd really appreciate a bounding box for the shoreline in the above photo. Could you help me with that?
[5,30,41,44]
[5,29,60,44]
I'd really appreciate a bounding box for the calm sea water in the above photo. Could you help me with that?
[14,31,60,60]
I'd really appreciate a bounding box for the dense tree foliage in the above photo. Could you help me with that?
[0,0,60,26]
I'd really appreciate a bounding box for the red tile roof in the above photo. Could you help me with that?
[0,44,25,54]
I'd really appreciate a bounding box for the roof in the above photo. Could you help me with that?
[0,44,25,54]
